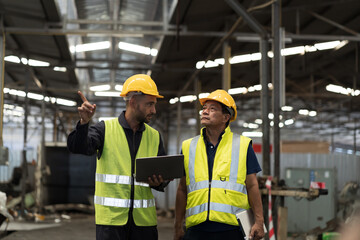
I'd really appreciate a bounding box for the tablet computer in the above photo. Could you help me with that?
[135,154,184,182]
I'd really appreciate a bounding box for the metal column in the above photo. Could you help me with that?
[222,41,231,91]
[272,0,281,178]
[260,39,270,175]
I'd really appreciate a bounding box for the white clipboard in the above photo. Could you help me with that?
[236,209,267,240]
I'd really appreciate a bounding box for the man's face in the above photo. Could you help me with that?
[200,100,229,127]
[133,95,157,123]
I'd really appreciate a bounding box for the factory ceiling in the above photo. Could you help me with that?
[0,0,359,150]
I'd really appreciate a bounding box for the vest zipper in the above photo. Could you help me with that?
[207,180,211,220]
[129,132,136,222]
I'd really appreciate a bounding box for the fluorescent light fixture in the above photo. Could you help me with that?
[268,113,274,119]
[284,119,294,125]
[230,54,252,64]
[89,84,111,91]
[279,122,284,128]
[335,40,348,50]
[255,119,262,124]
[204,60,219,68]
[187,118,197,126]
[54,66,67,72]
[180,95,197,103]
[169,97,179,104]
[9,89,26,97]
[99,117,116,121]
[198,93,210,99]
[299,109,309,115]
[115,85,123,91]
[196,61,205,69]
[23,58,50,67]
[56,98,77,106]
[281,106,293,111]
[314,41,341,50]
[21,58,28,65]
[4,55,20,63]
[215,58,225,65]
[94,91,121,97]
[71,41,111,53]
[309,111,317,117]
[242,132,263,137]
[228,87,247,95]
[304,45,317,52]
[28,92,44,100]
[248,123,259,129]
[248,84,261,92]
[281,46,305,56]
[118,41,158,56]
[326,84,359,96]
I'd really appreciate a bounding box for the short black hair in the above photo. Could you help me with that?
[220,103,232,126]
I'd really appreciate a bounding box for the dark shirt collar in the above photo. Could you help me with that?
[118,111,146,132]
[202,128,225,146]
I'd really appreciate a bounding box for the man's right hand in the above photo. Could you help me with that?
[173,227,184,240]
[77,91,96,125]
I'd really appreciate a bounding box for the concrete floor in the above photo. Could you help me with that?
[0,214,174,240]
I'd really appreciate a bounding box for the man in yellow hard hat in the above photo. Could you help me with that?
[174,89,265,240]
[67,74,167,240]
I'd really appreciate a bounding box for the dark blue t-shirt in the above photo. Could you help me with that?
[189,129,262,232]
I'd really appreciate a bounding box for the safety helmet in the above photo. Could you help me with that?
[120,74,163,98]
[199,89,237,122]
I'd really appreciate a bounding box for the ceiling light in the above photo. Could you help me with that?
[214,58,225,65]
[169,97,179,104]
[4,55,20,63]
[180,95,197,103]
[198,93,210,99]
[248,123,259,129]
[21,58,50,67]
[9,89,26,97]
[255,119,262,124]
[314,41,341,50]
[228,87,247,95]
[27,92,44,100]
[54,66,67,72]
[204,60,218,68]
[242,132,263,137]
[196,61,205,69]
[281,46,305,56]
[299,109,309,115]
[115,85,123,91]
[281,106,293,111]
[309,111,317,117]
[230,54,252,64]
[94,91,121,97]
[71,41,111,53]
[56,98,77,106]
[99,117,116,121]
[118,42,157,56]
[90,84,111,91]
[284,119,294,125]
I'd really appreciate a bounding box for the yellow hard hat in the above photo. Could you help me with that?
[199,89,237,122]
[120,74,163,98]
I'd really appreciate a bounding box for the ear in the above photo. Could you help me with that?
[129,96,137,108]
[223,113,231,123]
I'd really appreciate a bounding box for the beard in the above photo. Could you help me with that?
[135,105,153,123]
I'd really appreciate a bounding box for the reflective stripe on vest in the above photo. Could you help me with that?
[96,173,150,187]
[94,196,155,208]
[186,202,245,218]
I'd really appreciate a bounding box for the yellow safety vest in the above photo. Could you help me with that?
[94,118,159,226]
[182,126,251,228]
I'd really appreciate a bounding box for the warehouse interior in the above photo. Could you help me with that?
[0,0,359,239]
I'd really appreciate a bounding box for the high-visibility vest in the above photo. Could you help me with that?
[94,118,159,226]
[182,127,251,228]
